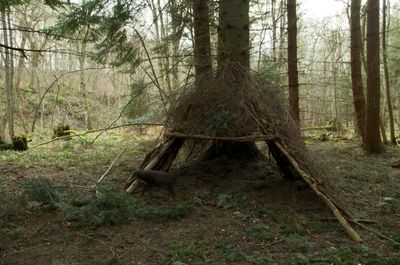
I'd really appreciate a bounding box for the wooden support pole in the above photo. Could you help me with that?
[271,141,362,242]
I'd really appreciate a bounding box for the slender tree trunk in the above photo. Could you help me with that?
[193,0,212,81]
[2,9,14,139]
[360,5,368,75]
[157,0,173,97]
[382,0,395,144]
[15,36,27,95]
[169,0,181,91]
[380,118,388,144]
[148,0,166,89]
[365,0,383,153]
[79,41,93,130]
[271,0,277,62]
[8,9,15,137]
[278,0,287,65]
[287,0,300,123]
[350,0,367,143]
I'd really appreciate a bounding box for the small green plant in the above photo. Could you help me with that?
[61,185,137,227]
[285,234,311,252]
[104,257,122,265]
[284,253,310,265]
[6,226,27,238]
[169,241,209,264]
[243,223,274,242]
[21,178,60,210]
[216,192,250,208]
[136,203,193,222]
[217,243,246,262]
[324,248,358,265]
[19,180,193,227]
[252,208,283,223]
[247,255,273,265]
[389,235,400,251]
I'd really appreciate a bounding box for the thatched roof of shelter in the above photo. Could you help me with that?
[125,63,363,242]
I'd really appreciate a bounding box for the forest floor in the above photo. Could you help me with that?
[0,130,400,265]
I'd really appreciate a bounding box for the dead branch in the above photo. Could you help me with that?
[164,132,276,141]
[135,29,168,114]
[32,122,163,148]
[97,148,127,184]
[273,141,362,242]
[353,221,400,245]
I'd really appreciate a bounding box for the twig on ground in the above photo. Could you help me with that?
[70,167,93,179]
[251,238,285,247]
[97,148,127,184]
[353,221,400,245]
[79,233,115,258]
[136,232,171,257]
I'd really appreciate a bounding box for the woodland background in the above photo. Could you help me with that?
[1,0,399,141]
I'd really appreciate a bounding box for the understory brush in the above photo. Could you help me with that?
[21,178,193,227]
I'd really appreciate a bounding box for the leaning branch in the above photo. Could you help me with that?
[32,123,164,148]
[97,148,127,184]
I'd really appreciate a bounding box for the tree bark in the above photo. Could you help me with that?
[287,0,300,123]
[78,40,93,130]
[271,0,277,62]
[1,9,14,139]
[193,0,212,81]
[365,0,383,153]
[207,0,262,161]
[350,0,367,144]
[360,4,368,75]
[278,0,287,64]
[382,0,395,144]
[218,0,249,67]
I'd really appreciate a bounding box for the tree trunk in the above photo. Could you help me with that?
[364,0,383,153]
[350,0,367,144]
[206,0,262,161]
[278,0,287,65]
[78,41,93,130]
[380,118,388,144]
[382,0,395,144]
[287,0,300,124]
[218,0,249,67]
[271,0,277,62]
[1,9,14,140]
[157,0,173,99]
[148,0,166,90]
[360,5,368,75]
[193,0,212,81]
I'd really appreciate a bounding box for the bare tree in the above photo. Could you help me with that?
[382,0,395,144]
[1,8,14,139]
[350,0,367,144]
[365,0,383,153]
[287,0,299,123]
